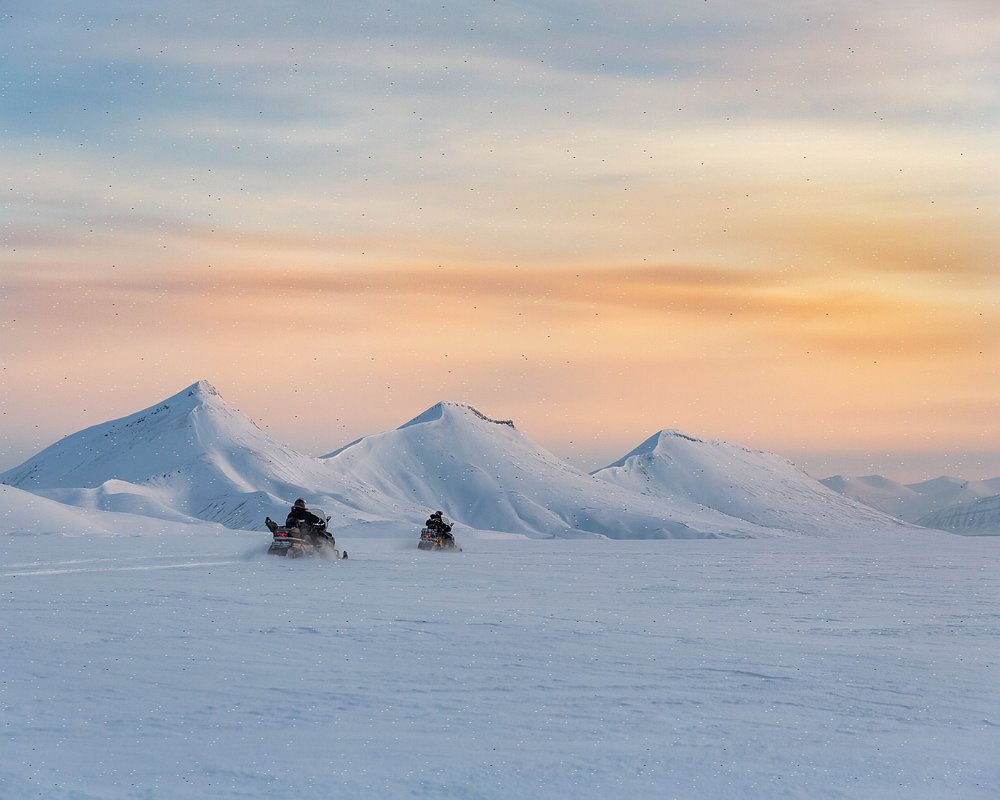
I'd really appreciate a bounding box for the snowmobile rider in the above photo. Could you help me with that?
[425,510,455,546]
[286,498,332,546]
[286,498,323,528]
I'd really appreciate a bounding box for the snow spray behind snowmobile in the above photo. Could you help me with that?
[264,509,347,559]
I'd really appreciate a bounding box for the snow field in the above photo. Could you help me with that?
[3,528,998,799]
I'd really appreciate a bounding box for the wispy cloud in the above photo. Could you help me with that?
[2,0,998,477]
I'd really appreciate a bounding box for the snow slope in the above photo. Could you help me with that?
[2,482,156,537]
[593,430,911,536]
[822,474,1000,523]
[322,402,775,539]
[0,381,373,530]
[918,493,1000,535]
[0,482,230,539]
[2,515,997,800]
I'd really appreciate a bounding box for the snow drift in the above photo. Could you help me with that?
[0,482,224,539]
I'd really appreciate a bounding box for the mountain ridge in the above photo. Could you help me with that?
[593,429,907,535]
[820,473,1000,524]
[1,380,931,538]
[321,401,775,539]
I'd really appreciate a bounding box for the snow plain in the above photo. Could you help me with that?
[3,521,998,800]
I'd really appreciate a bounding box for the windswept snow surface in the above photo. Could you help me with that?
[2,516,998,799]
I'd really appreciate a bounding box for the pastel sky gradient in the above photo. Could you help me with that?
[2,1,998,480]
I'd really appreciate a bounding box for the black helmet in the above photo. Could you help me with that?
[293,498,306,509]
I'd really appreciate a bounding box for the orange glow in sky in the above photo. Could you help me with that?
[1,3,997,480]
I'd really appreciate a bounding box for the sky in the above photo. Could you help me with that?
[1,1,998,482]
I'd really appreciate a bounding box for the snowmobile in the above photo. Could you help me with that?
[265,510,347,559]
[418,527,461,552]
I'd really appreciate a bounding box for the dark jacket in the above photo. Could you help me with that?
[425,515,452,535]
[286,505,323,528]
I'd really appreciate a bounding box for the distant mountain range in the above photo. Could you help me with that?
[820,474,1000,534]
[0,380,980,538]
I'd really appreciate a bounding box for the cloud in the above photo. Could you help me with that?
[2,1,998,478]
[6,255,991,367]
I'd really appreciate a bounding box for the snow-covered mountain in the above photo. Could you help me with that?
[821,474,1000,523]
[593,430,912,536]
[820,475,931,521]
[322,402,773,539]
[917,493,1000,535]
[1,381,927,539]
[0,381,372,530]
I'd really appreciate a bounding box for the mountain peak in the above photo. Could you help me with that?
[399,402,516,431]
[189,379,219,397]
[603,428,703,468]
[594,428,909,535]
[165,379,222,406]
[0,379,245,493]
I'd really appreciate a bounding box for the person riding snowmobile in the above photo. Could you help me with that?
[286,499,331,546]
[286,498,322,528]
[424,511,455,547]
